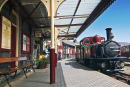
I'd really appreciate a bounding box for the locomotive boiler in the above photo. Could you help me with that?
[76,28,127,72]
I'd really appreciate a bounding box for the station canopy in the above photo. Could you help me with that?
[7,0,115,40]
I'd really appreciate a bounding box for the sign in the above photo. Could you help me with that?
[23,34,27,51]
[35,30,42,37]
[1,16,11,49]
[58,46,62,49]
[27,36,30,52]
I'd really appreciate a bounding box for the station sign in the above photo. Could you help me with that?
[35,30,42,37]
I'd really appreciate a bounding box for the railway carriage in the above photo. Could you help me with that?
[76,28,127,72]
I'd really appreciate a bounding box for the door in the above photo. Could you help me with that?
[11,25,16,68]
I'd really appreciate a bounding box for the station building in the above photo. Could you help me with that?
[62,40,76,59]
[0,1,34,68]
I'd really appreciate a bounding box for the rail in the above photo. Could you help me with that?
[109,71,130,85]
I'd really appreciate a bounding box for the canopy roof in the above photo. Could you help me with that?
[56,0,101,37]
[2,0,115,40]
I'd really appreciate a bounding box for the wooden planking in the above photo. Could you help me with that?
[14,57,27,61]
[0,68,17,75]
[0,57,15,63]
[0,57,27,63]
[0,63,32,75]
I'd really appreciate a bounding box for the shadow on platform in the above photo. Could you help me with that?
[65,58,94,71]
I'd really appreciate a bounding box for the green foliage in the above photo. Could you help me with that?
[35,55,49,65]
[98,70,100,72]
[43,50,46,54]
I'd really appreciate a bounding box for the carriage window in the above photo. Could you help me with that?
[85,39,89,44]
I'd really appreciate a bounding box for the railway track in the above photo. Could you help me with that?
[106,62,130,85]
[125,62,130,67]
[109,71,130,85]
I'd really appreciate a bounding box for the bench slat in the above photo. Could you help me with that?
[0,63,33,75]
[0,57,15,63]
[0,57,27,63]
[14,57,27,61]
[0,68,17,75]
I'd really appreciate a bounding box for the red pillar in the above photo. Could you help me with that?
[55,53,57,67]
[50,49,55,84]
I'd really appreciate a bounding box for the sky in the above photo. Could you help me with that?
[77,0,130,43]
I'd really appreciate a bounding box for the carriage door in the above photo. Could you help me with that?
[11,25,16,68]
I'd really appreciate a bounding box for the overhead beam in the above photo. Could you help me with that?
[67,0,81,34]
[58,34,76,37]
[29,14,90,19]
[76,0,116,37]
[28,1,41,18]
[36,26,51,28]
[36,23,83,28]
[55,23,83,27]
[55,15,89,19]
[31,16,50,19]
[55,14,90,18]
[35,28,50,30]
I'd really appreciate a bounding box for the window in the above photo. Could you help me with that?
[22,30,31,53]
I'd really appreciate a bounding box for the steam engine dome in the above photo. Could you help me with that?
[93,35,101,44]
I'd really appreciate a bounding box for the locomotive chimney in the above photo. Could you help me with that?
[105,28,112,41]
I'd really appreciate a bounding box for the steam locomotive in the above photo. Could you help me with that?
[76,28,127,72]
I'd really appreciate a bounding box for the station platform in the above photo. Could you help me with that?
[1,58,129,87]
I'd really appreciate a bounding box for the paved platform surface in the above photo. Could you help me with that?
[60,58,129,87]
[0,58,130,87]
[0,65,59,87]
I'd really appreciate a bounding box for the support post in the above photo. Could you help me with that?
[75,46,76,52]
[50,0,55,84]
[40,39,43,54]
[55,27,57,67]
[75,46,77,59]
[55,53,57,67]
[50,49,55,84]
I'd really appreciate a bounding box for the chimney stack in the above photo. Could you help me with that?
[105,28,112,41]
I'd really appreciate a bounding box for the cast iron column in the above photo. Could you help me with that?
[50,0,55,84]
[55,27,57,67]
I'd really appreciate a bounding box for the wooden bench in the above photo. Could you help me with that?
[0,57,35,87]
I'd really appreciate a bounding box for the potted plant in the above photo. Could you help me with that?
[36,55,49,69]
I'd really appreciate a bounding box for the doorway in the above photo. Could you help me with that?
[11,25,16,68]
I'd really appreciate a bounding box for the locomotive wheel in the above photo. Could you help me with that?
[101,68,107,73]
[76,58,79,63]
[84,59,90,67]
[93,61,98,70]
[90,60,93,68]
[79,60,83,64]
[90,60,97,70]
[76,59,78,62]
[87,59,90,67]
